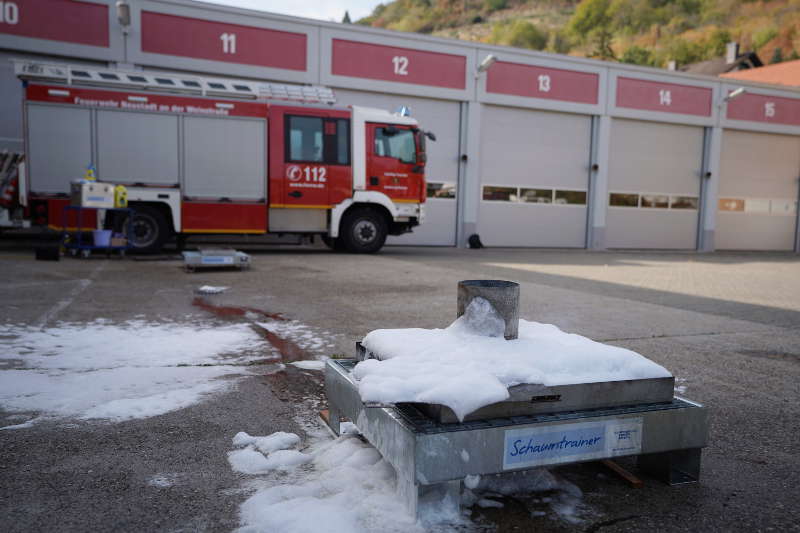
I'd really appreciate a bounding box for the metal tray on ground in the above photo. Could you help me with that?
[355,342,675,423]
[414,376,675,423]
[182,249,250,271]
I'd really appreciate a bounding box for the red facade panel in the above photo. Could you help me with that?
[0,0,108,47]
[26,84,269,119]
[616,77,712,116]
[726,92,800,126]
[331,39,466,90]
[486,61,598,104]
[141,11,306,71]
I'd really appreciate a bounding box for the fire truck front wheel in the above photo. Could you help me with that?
[340,207,388,254]
[125,205,170,254]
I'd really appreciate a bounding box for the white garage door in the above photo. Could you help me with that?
[478,106,590,248]
[716,130,799,251]
[607,119,703,249]
[335,89,460,246]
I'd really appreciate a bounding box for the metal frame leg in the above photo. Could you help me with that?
[637,448,702,485]
[327,407,342,437]
[397,478,462,519]
[397,475,420,517]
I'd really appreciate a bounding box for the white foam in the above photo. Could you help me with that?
[0,320,268,422]
[233,431,301,454]
[197,285,228,294]
[232,432,591,531]
[228,446,311,474]
[290,360,326,371]
[236,435,425,533]
[358,300,671,421]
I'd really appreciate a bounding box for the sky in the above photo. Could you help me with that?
[201,0,385,22]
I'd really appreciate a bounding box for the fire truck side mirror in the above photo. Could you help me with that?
[424,131,437,141]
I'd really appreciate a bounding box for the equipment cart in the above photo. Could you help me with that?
[61,205,135,258]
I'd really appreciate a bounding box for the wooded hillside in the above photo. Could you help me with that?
[355,0,800,68]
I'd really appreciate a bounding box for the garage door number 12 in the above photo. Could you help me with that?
[392,56,409,76]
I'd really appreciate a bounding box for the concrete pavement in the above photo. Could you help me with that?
[1,243,798,531]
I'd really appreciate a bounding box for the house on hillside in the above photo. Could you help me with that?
[720,59,800,88]
[679,42,763,76]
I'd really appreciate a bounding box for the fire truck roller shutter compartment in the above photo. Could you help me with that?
[716,130,800,251]
[183,116,266,200]
[478,106,590,248]
[335,89,460,246]
[26,104,92,194]
[606,119,703,249]
[97,111,179,186]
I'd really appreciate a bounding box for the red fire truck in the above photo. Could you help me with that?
[7,60,432,253]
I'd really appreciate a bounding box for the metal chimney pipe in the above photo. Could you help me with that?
[457,280,520,340]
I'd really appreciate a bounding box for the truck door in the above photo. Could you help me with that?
[366,123,424,203]
[269,107,351,209]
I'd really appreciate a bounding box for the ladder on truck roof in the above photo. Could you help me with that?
[13,59,337,105]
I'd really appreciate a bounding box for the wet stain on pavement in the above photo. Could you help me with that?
[250,323,308,364]
[192,297,286,321]
[193,297,310,365]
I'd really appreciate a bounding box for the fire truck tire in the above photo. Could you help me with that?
[126,205,170,254]
[340,207,387,254]
[321,235,346,252]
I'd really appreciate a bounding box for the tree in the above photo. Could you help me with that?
[489,20,548,51]
[342,10,352,24]
[568,0,616,59]
[620,45,654,66]
[771,47,783,64]
[706,28,731,58]
[484,0,507,11]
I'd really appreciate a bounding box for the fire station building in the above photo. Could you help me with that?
[2,0,799,252]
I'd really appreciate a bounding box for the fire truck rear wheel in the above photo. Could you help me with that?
[341,207,387,254]
[125,205,170,254]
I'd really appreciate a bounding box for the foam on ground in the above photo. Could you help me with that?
[0,320,269,423]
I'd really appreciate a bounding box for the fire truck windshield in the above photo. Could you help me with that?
[375,127,416,165]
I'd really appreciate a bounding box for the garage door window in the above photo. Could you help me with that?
[610,193,639,207]
[520,188,552,204]
[641,195,669,209]
[484,186,588,205]
[483,186,517,201]
[427,182,456,199]
[555,190,587,205]
[671,196,698,209]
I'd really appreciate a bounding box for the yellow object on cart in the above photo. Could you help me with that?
[114,185,128,208]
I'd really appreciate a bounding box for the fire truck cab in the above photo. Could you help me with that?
[12,60,431,253]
